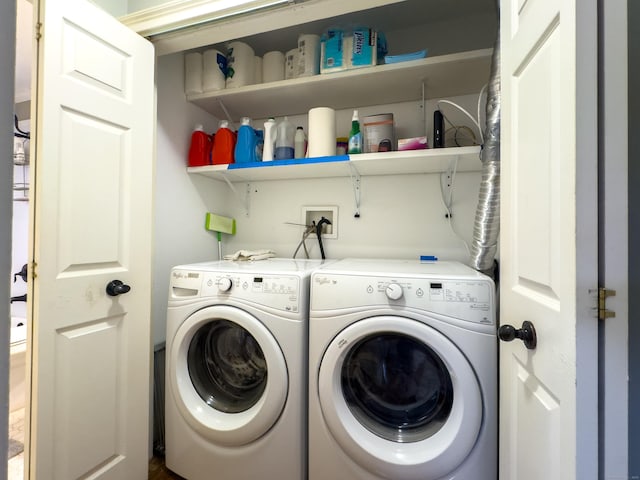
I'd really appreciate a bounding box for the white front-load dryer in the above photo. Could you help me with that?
[309,259,497,480]
[165,258,326,480]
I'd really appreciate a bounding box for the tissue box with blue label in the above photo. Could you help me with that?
[350,28,377,67]
[321,29,345,73]
[321,27,377,74]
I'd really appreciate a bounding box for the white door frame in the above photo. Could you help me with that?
[600,0,629,477]
[1,1,17,477]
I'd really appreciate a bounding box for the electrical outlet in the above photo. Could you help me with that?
[302,206,338,239]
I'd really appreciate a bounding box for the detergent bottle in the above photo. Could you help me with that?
[187,124,212,166]
[211,120,236,165]
[234,117,259,163]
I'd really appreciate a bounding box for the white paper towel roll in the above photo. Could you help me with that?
[297,34,320,77]
[308,107,336,157]
[184,52,203,95]
[202,49,226,92]
[284,48,298,80]
[254,56,263,84]
[262,51,285,83]
[226,41,255,88]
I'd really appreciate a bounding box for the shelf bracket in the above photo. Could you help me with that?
[222,176,251,217]
[348,163,362,218]
[218,98,234,124]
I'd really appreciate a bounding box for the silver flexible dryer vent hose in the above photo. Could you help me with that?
[469,35,501,275]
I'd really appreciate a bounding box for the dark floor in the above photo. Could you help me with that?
[149,455,185,480]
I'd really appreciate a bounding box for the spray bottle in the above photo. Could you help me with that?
[348,110,362,154]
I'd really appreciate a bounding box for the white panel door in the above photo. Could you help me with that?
[499,0,598,478]
[28,0,154,478]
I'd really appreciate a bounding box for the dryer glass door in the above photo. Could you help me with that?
[341,333,453,443]
[318,316,483,480]
[188,319,267,413]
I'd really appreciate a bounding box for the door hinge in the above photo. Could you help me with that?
[598,287,616,320]
[30,260,37,280]
[35,22,42,41]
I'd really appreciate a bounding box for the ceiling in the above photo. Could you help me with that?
[15,0,32,105]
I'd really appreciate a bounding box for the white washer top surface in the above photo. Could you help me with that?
[173,258,331,276]
[315,258,488,279]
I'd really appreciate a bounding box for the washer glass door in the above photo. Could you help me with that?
[188,319,267,413]
[171,305,288,446]
[318,316,483,480]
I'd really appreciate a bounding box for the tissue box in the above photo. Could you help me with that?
[398,136,428,151]
[321,27,377,74]
[321,29,346,73]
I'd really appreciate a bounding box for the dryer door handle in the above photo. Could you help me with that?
[498,321,537,350]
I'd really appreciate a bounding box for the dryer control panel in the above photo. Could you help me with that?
[171,268,304,313]
[311,273,495,325]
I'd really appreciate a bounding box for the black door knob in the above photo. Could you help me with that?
[106,280,131,297]
[498,321,537,350]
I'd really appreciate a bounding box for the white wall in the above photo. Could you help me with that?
[153,51,484,345]
[153,53,230,346]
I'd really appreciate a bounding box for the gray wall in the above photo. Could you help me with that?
[0,1,16,478]
[628,0,639,476]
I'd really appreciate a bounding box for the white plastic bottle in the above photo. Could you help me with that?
[275,116,295,160]
[263,118,276,161]
[294,126,306,158]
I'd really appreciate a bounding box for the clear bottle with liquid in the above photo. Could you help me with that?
[275,116,295,160]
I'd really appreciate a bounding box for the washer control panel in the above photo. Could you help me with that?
[170,269,303,313]
[311,273,495,325]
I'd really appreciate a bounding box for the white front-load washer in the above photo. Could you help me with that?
[165,258,327,480]
[308,259,497,480]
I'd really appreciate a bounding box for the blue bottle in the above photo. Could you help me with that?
[234,117,259,163]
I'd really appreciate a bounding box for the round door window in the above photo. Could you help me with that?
[318,316,482,480]
[188,319,267,413]
[341,333,453,443]
[170,305,288,446]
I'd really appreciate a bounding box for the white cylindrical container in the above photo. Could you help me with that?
[308,107,336,157]
[297,34,321,77]
[294,126,307,158]
[363,113,395,152]
[202,49,226,92]
[262,51,285,83]
[284,48,298,80]
[254,56,263,84]
[263,118,277,161]
[184,52,203,95]
[226,41,255,88]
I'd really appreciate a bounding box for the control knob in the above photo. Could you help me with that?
[218,277,232,292]
[385,283,403,300]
